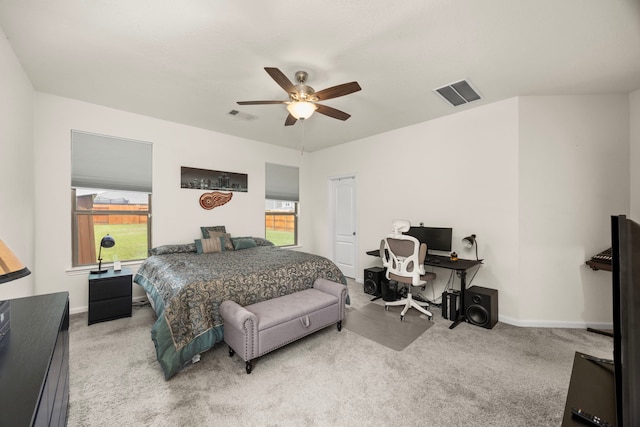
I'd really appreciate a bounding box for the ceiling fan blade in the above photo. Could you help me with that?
[265,67,296,94]
[315,104,351,121]
[314,82,361,101]
[284,114,297,126]
[237,100,287,105]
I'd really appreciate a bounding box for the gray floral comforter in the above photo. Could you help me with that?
[134,244,346,379]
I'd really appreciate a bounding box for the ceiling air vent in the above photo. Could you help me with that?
[227,110,257,121]
[434,79,482,107]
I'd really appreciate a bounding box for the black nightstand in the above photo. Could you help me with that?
[88,268,132,325]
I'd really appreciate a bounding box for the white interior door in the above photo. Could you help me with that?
[332,176,356,278]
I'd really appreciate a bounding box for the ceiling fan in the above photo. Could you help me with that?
[237,67,361,126]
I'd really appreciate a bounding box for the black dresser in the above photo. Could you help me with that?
[0,292,70,426]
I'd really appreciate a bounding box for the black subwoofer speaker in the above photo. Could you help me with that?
[364,267,385,296]
[465,286,498,329]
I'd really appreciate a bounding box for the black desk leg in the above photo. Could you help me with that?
[449,270,467,329]
[586,327,613,337]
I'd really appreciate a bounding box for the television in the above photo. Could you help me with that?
[611,215,640,426]
[403,226,452,253]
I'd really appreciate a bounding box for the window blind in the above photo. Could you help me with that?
[71,131,152,192]
[265,163,299,202]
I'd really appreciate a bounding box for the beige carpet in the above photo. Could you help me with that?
[66,279,614,426]
[344,302,433,350]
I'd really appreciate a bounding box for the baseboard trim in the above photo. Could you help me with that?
[498,314,613,330]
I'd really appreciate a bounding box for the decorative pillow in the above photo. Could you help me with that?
[149,243,197,256]
[253,237,275,247]
[231,236,258,250]
[208,231,234,251]
[194,237,224,254]
[201,226,227,238]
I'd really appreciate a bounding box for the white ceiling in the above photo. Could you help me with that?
[1,0,639,152]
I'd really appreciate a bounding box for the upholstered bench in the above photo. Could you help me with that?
[220,278,348,374]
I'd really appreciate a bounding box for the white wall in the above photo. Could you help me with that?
[309,95,630,327]
[33,93,309,313]
[0,25,35,299]
[518,95,629,327]
[308,99,522,319]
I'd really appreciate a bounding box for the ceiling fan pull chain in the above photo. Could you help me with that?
[300,120,305,155]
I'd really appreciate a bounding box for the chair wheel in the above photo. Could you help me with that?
[400,315,404,321]
[385,306,389,311]
[428,316,433,321]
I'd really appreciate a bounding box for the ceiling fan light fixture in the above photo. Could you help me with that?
[238,67,360,126]
[287,101,317,120]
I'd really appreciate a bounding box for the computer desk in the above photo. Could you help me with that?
[366,250,483,329]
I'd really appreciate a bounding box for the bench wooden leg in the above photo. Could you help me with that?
[246,360,252,374]
[337,320,342,331]
[228,346,235,357]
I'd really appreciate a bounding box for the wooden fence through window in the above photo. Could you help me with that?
[265,213,295,233]
[91,204,149,225]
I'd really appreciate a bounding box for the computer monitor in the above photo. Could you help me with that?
[403,226,453,253]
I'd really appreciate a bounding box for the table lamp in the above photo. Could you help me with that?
[90,234,116,274]
[462,234,478,260]
[0,239,32,342]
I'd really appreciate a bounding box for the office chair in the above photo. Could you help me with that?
[380,220,435,321]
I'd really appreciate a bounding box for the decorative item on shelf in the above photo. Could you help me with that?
[449,251,458,262]
[199,191,233,210]
[462,234,479,260]
[90,234,115,274]
[0,238,32,342]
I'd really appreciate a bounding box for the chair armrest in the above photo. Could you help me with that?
[220,300,258,360]
[313,278,348,319]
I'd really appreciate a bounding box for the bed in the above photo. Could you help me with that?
[133,237,347,379]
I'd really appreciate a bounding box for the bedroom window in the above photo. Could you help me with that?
[71,131,152,268]
[265,163,298,247]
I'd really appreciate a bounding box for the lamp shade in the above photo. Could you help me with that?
[286,101,317,120]
[100,235,115,249]
[462,234,476,248]
[0,239,31,284]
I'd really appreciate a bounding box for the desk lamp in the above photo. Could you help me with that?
[0,239,32,342]
[462,234,478,260]
[90,234,115,274]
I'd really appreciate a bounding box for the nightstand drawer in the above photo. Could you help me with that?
[89,276,131,301]
[88,296,132,325]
